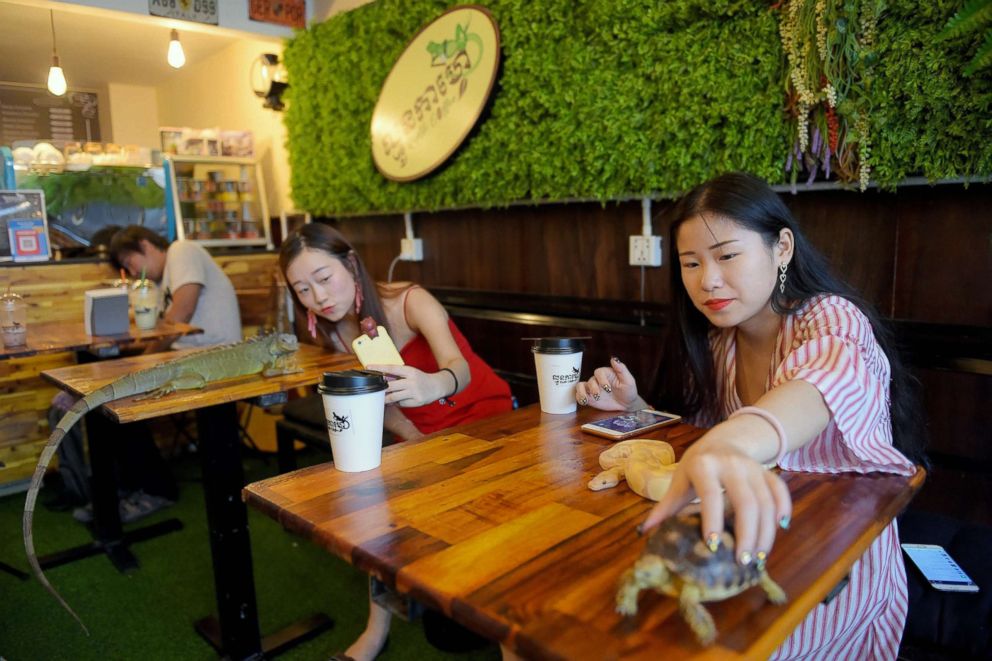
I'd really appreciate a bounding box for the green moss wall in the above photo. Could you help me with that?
[284,0,991,215]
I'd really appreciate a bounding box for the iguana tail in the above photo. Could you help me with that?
[23,373,158,634]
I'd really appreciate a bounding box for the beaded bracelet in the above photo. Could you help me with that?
[728,406,788,466]
[438,367,458,399]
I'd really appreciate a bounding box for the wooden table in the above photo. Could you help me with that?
[43,344,360,660]
[1,319,201,580]
[244,404,924,660]
[0,319,201,359]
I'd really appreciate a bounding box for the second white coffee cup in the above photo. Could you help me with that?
[318,369,388,472]
[532,337,584,414]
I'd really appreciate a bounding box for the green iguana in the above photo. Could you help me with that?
[24,332,301,633]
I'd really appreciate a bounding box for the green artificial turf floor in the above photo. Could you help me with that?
[0,446,501,661]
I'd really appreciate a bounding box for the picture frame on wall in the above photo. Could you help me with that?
[0,189,51,262]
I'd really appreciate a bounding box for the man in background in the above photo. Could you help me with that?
[110,225,242,351]
[53,226,242,523]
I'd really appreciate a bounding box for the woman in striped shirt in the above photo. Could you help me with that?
[577,172,924,659]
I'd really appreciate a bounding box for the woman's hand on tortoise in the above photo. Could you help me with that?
[639,436,792,566]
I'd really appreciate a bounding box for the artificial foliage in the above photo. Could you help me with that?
[21,168,165,217]
[284,0,785,215]
[284,0,991,215]
[870,0,992,185]
[779,0,882,190]
[939,0,992,75]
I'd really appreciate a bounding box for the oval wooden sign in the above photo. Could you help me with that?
[370,5,501,182]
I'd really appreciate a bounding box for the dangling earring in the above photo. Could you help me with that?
[307,309,318,339]
[778,263,788,295]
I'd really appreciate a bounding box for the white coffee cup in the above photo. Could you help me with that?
[318,369,388,472]
[532,337,584,414]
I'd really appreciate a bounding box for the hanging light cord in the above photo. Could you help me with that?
[49,10,58,56]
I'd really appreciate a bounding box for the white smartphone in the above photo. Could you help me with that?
[580,409,682,441]
[902,543,979,593]
[351,326,404,367]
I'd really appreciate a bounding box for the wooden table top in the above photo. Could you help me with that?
[41,343,360,423]
[0,319,201,359]
[243,405,924,660]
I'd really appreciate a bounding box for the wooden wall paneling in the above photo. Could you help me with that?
[893,185,992,326]
[781,190,897,314]
[331,200,669,305]
[916,368,991,463]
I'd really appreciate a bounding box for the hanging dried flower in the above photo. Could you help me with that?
[777,0,882,190]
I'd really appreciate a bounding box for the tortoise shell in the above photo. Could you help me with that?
[645,512,764,601]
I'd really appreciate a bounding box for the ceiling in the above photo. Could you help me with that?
[0,1,274,90]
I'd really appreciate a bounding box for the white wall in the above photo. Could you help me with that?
[107,83,159,146]
[156,39,291,216]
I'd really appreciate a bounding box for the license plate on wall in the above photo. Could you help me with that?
[148,0,219,25]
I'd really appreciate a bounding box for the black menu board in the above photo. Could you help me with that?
[0,83,100,146]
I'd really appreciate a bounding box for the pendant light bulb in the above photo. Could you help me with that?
[167,29,186,69]
[48,56,67,96]
[47,11,67,96]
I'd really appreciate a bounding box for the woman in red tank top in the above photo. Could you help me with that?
[280,223,511,660]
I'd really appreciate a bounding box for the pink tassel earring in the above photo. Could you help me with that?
[307,309,318,339]
[354,283,364,317]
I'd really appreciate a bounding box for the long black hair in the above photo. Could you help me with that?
[657,172,925,465]
[278,223,391,348]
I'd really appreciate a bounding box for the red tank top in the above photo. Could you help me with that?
[397,299,512,434]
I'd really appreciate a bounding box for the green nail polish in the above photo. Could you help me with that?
[755,551,767,571]
[705,532,720,553]
[738,551,753,566]
[779,515,791,530]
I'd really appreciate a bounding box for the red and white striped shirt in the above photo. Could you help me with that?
[709,295,915,660]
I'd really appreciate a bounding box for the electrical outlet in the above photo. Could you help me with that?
[400,237,423,261]
[629,235,662,267]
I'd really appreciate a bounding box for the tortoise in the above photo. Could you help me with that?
[615,512,787,646]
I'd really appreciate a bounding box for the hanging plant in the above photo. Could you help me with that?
[938,0,992,76]
[778,0,882,190]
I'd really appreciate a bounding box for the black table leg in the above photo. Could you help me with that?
[193,401,333,660]
[35,410,182,573]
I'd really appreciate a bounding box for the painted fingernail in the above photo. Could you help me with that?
[611,356,622,364]
[705,532,721,553]
[755,551,767,571]
[738,551,753,566]
[579,397,588,406]
[592,393,600,401]
[779,515,791,530]
[603,384,612,394]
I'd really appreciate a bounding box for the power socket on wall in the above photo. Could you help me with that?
[629,235,662,267]
[400,237,424,261]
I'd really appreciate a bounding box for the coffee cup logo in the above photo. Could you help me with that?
[552,366,580,387]
[327,411,351,433]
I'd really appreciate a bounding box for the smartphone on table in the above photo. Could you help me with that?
[901,543,979,592]
[580,409,682,441]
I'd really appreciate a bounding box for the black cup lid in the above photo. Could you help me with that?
[318,369,388,395]
[530,337,585,354]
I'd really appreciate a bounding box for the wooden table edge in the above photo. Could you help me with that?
[741,466,926,659]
